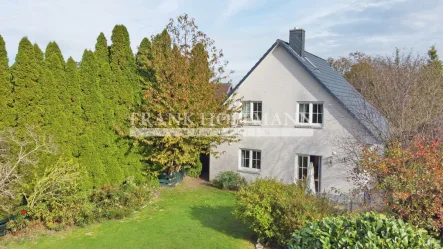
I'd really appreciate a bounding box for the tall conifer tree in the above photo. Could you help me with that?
[0,35,13,129]
[79,49,108,187]
[109,25,142,181]
[65,57,83,158]
[43,42,71,156]
[12,37,43,127]
[94,33,124,183]
[136,37,154,90]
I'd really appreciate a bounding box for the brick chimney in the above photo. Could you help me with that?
[289,28,305,58]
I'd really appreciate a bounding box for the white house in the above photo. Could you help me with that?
[208,28,385,195]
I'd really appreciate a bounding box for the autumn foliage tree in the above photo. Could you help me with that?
[329,49,443,145]
[135,14,239,174]
[359,139,443,236]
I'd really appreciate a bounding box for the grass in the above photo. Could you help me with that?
[1,178,253,249]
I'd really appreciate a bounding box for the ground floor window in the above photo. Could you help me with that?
[240,149,261,170]
[296,155,321,192]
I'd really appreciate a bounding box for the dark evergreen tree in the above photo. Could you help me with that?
[0,35,13,129]
[43,42,71,157]
[33,43,44,78]
[79,49,108,187]
[109,25,143,181]
[110,25,138,107]
[428,45,443,71]
[12,37,43,128]
[136,37,155,92]
[94,33,124,184]
[65,57,83,158]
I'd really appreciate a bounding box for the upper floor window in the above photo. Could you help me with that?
[312,103,323,124]
[240,149,261,170]
[241,101,262,121]
[297,102,323,125]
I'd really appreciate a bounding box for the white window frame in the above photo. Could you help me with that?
[239,149,261,172]
[294,154,322,193]
[240,101,262,125]
[296,102,324,127]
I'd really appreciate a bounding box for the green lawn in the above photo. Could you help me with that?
[1,178,253,249]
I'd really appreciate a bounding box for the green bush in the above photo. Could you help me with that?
[21,159,153,230]
[6,211,29,233]
[186,155,202,178]
[234,179,336,247]
[289,212,442,249]
[90,177,152,220]
[23,160,91,229]
[212,171,246,190]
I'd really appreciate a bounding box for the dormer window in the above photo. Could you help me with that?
[241,101,262,122]
[297,102,323,126]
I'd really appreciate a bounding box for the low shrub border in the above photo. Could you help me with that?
[289,212,442,249]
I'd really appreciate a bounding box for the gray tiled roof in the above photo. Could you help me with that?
[229,40,388,142]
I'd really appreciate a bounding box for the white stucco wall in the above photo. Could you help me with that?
[210,45,375,195]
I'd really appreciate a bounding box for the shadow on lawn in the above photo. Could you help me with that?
[190,205,253,240]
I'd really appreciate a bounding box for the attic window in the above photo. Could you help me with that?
[305,57,318,70]
[241,101,262,122]
[297,102,324,126]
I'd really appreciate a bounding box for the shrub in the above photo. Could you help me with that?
[358,139,443,236]
[186,155,202,178]
[90,177,152,220]
[212,171,246,190]
[23,159,89,229]
[6,210,29,233]
[289,212,442,249]
[234,179,336,247]
[21,158,153,230]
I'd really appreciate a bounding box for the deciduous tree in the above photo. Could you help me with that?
[136,15,239,174]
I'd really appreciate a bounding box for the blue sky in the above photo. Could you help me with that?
[1,0,442,83]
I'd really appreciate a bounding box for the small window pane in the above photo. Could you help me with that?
[298,156,309,180]
[252,151,261,169]
[241,149,249,168]
[302,168,307,178]
[253,102,262,121]
[242,103,251,120]
[312,104,323,124]
[299,103,310,123]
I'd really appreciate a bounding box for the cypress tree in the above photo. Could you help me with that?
[109,25,143,181]
[110,25,138,107]
[136,37,154,89]
[95,33,109,64]
[12,37,43,127]
[0,35,13,129]
[43,42,71,156]
[33,43,44,68]
[94,33,124,184]
[65,57,83,157]
[79,49,108,187]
